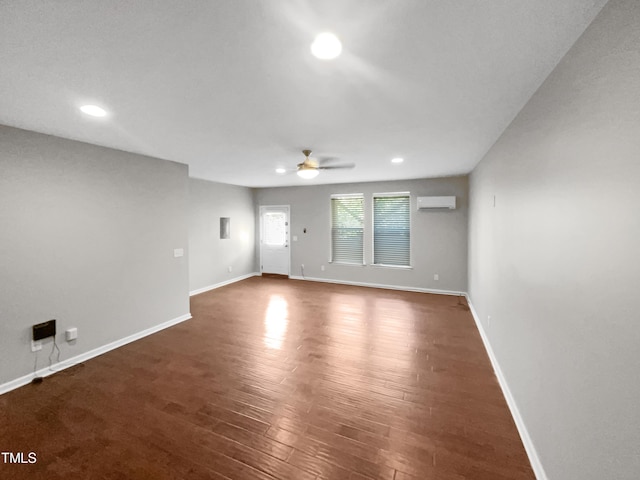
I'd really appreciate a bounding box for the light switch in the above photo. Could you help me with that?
[293,235,298,241]
[174,248,184,258]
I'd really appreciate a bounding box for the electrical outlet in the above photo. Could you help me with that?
[301,264,304,269]
[321,265,325,271]
[66,327,78,341]
[488,315,491,327]
[31,340,42,352]
[434,273,439,281]
[228,266,232,272]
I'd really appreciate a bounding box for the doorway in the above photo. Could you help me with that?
[259,205,290,276]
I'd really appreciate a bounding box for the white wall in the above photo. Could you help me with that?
[256,176,468,293]
[0,126,190,387]
[188,178,256,293]
[468,1,640,478]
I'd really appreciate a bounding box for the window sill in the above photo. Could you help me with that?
[371,264,413,270]
[329,262,366,267]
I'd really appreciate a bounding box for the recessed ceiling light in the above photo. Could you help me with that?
[80,105,107,117]
[275,168,286,174]
[391,157,404,164]
[311,32,342,60]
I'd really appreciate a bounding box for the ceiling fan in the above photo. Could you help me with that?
[296,149,355,179]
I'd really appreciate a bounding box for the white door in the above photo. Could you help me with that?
[260,206,290,275]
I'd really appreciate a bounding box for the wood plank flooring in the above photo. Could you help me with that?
[0,277,534,479]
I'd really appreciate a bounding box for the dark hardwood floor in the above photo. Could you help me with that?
[0,277,534,479]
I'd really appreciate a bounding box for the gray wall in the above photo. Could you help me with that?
[188,178,256,292]
[256,177,468,292]
[0,126,190,386]
[468,1,640,478]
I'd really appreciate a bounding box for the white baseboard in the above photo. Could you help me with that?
[288,275,465,296]
[0,312,192,396]
[189,272,260,296]
[465,295,548,480]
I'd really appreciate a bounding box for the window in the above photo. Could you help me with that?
[331,194,364,264]
[263,212,286,246]
[373,193,411,267]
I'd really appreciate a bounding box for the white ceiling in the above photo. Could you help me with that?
[0,1,607,187]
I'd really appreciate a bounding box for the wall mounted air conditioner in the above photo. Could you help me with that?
[417,196,456,210]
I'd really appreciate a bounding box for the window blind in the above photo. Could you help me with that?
[373,195,410,266]
[331,195,364,264]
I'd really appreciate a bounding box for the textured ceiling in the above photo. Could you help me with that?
[0,0,608,187]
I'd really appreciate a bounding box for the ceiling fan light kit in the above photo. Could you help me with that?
[297,168,320,179]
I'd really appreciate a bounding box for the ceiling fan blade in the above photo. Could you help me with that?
[318,163,355,170]
[317,156,340,164]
